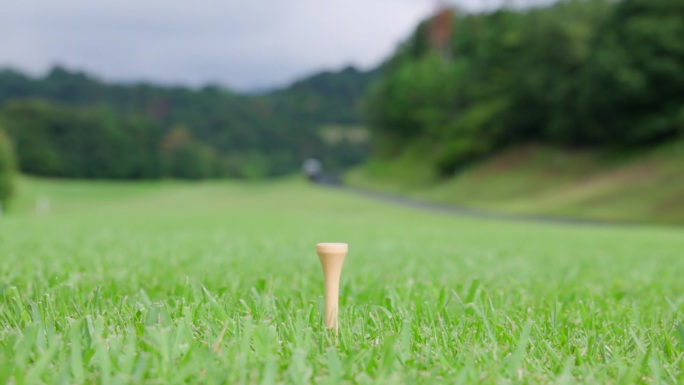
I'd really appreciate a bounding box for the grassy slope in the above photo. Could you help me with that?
[345,142,684,224]
[1,178,684,384]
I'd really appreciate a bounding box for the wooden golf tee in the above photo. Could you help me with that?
[316,243,348,332]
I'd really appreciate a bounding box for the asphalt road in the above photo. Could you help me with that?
[314,177,628,227]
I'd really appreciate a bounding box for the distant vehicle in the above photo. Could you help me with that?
[302,158,322,181]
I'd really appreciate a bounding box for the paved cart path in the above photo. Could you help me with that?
[316,179,628,227]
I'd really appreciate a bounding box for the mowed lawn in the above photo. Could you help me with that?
[1,178,684,384]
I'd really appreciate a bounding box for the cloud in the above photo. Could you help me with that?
[0,0,554,90]
[0,0,433,89]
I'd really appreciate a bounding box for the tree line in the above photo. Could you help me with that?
[0,65,374,182]
[365,0,684,175]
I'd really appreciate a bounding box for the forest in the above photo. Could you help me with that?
[365,0,684,175]
[0,65,374,182]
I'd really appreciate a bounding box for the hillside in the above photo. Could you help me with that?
[0,65,375,178]
[352,0,684,224]
[346,142,684,224]
[365,0,683,174]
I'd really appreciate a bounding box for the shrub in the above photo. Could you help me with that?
[0,127,16,209]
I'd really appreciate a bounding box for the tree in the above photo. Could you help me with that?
[364,0,683,176]
[160,126,218,179]
[577,0,684,145]
[0,100,165,179]
[0,127,16,209]
[0,100,66,176]
[0,64,376,179]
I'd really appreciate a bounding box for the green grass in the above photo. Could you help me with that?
[345,143,684,224]
[1,177,684,384]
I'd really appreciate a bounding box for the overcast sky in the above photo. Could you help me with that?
[0,0,551,91]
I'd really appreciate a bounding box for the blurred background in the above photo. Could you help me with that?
[0,0,682,223]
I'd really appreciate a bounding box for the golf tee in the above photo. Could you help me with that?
[316,243,348,332]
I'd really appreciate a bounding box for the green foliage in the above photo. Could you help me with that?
[575,0,684,145]
[0,66,375,179]
[0,127,15,207]
[1,100,164,179]
[366,0,684,175]
[160,126,218,179]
